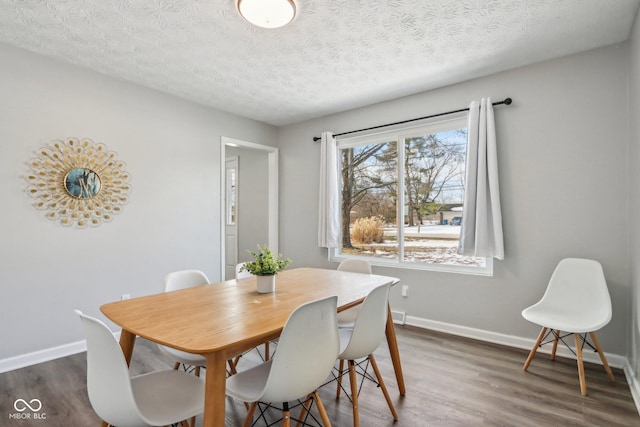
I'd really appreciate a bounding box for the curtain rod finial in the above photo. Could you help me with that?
[504,97,512,105]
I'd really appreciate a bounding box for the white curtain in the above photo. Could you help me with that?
[318,131,340,248]
[458,98,505,260]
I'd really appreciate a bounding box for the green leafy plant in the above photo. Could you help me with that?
[241,244,292,276]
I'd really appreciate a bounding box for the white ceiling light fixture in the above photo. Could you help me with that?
[237,0,296,29]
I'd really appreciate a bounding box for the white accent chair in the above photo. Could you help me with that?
[75,310,205,427]
[235,262,274,362]
[226,296,339,427]
[336,259,372,328]
[522,258,615,395]
[334,282,398,426]
[157,270,211,377]
[236,262,253,279]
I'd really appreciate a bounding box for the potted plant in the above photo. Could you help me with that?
[241,244,292,293]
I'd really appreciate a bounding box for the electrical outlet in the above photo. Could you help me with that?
[401,285,408,297]
[121,293,130,300]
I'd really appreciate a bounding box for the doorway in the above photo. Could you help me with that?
[220,137,278,280]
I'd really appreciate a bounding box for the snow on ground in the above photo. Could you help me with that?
[350,224,485,266]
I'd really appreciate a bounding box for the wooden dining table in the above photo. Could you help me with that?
[100,267,405,427]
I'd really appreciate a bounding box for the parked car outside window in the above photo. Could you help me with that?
[450,216,462,226]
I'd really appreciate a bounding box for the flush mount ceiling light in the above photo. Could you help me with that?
[237,0,296,29]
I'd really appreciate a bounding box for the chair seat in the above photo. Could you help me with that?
[337,306,359,328]
[226,358,272,403]
[522,302,610,333]
[132,370,205,425]
[158,344,206,366]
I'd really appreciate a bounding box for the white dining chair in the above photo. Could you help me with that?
[75,310,205,427]
[522,258,615,395]
[157,270,210,377]
[226,296,339,427]
[158,270,242,377]
[336,259,372,328]
[236,262,253,279]
[334,281,398,427]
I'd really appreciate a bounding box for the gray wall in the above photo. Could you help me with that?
[629,7,640,389]
[0,43,277,360]
[278,43,630,356]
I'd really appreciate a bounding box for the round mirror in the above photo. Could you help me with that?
[64,168,101,199]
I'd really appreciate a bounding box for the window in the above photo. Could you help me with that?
[330,117,491,275]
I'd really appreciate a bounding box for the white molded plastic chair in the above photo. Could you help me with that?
[336,259,372,328]
[158,270,241,376]
[226,296,339,427]
[522,258,615,395]
[236,262,253,279]
[75,310,205,427]
[236,262,274,362]
[157,270,210,376]
[334,282,398,426]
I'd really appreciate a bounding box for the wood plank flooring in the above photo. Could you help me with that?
[1,325,638,426]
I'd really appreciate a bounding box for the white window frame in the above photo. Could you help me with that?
[329,116,493,276]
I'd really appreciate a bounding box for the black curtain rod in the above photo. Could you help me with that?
[312,97,512,142]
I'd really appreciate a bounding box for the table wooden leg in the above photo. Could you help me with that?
[118,330,136,366]
[385,304,406,395]
[204,352,228,427]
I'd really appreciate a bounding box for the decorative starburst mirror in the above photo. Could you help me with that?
[25,138,131,228]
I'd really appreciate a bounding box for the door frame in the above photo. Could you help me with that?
[220,136,279,281]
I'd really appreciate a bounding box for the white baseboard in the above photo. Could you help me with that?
[624,361,640,415]
[405,315,640,415]
[0,331,120,374]
[405,315,628,368]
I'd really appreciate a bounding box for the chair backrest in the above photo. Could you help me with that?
[164,269,210,292]
[337,259,372,274]
[235,263,253,279]
[540,258,612,328]
[259,296,339,403]
[339,282,392,360]
[75,310,148,427]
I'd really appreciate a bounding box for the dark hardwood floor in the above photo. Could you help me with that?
[1,325,638,426]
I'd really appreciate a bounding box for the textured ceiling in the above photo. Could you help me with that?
[0,0,638,126]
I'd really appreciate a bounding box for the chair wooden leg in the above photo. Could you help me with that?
[589,331,615,382]
[369,354,398,420]
[348,360,360,427]
[551,330,560,361]
[575,333,587,395]
[336,359,345,398]
[283,402,291,427]
[296,394,313,427]
[173,361,181,370]
[523,327,547,371]
[314,391,332,427]
[228,359,238,375]
[242,402,257,427]
[265,341,270,361]
[194,366,201,377]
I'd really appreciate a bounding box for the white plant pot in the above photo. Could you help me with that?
[256,275,276,293]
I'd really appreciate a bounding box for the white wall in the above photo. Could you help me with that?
[0,43,277,361]
[278,43,630,356]
[226,146,270,263]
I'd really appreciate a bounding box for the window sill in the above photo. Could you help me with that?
[329,252,493,276]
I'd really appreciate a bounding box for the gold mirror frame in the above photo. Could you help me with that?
[25,138,131,228]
